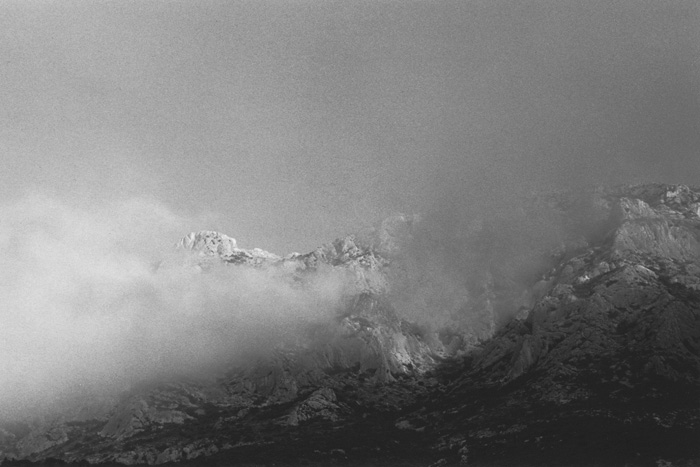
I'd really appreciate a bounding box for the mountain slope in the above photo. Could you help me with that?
[417,184,700,465]
[1,184,699,466]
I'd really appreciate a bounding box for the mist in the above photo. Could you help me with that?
[2,1,700,254]
[2,0,700,424]
[0,194,350,420]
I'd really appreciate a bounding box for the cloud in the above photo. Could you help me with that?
[0,194,348,420]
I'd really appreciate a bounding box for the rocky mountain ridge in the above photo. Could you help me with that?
[1,184,699,466]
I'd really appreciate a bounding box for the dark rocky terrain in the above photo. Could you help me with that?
[1,184,699,467]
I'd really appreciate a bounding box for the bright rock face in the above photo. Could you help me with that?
[2,184,699,466]
[176,230,281,267]
[177,230,238,255]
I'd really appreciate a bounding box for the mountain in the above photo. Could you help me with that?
[1,184,699,466]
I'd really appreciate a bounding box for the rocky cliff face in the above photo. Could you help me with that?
[417,184,700,465]
[1,184,699,466]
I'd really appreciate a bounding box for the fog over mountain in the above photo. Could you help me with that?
[0,195,350,419]
[1,183,699,466]
[1,2,700,466]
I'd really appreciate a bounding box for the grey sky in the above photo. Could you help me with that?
[2,0,700,254]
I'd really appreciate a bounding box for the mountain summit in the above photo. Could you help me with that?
[1,184,699,466]
[175,230,281,267]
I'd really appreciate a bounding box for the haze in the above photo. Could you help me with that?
[0,194,354,419]
[2,0,700,420]
[2,1,700,254]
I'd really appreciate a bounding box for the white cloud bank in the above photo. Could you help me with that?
[0,194,348,419]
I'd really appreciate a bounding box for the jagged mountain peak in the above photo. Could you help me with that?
[177,230,238,256]
[174,212,424,272]
[176,230,281,266]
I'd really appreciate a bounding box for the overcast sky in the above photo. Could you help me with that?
[2,0,700,254]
